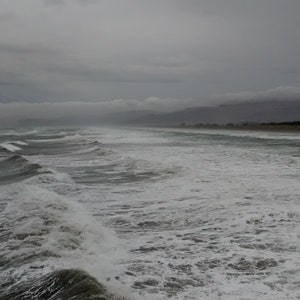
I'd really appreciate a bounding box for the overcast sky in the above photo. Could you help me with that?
[0,0,300,124]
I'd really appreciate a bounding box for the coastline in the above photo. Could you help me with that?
[177,122,300,132]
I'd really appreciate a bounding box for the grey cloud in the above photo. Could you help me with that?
[44,0,96,6]
[76,0,97,5]
[0,72,23,86]
[172,0,300,20]
[46,64,182,84]
[0,12,15,22]
[0,83,62,103]
[0,0,299,111]
[212,86,300,104]
[274,67,300,75]
[44,0,64,6]
[0,85,299,126]
[0,96,196,125]
[0,44,53,54]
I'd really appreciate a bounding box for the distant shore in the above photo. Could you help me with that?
[178,121,300,132]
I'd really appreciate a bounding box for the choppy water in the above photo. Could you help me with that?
[0,126,299,299]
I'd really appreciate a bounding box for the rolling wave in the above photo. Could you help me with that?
[1,268,128,300]
[0,182,129,299]
[0,154,48,184]
[0,128,136,299]
[0,142,22,152]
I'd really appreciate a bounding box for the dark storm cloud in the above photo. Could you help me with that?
[0,0,299,122]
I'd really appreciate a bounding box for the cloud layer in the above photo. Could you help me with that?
[212,86,300,103]
[0,0,299,122]
[0,86,299,126]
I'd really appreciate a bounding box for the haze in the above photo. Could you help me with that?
[0,0,300,125]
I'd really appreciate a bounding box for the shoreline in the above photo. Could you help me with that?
[177,123,300,132]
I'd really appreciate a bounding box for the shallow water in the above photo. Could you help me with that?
[0,126,299,299]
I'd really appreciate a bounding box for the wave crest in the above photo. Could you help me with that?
[1,268,129,300]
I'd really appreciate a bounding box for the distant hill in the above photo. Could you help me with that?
[128,100,300,126]
[18,100,300,127]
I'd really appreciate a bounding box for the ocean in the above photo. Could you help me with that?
[0,126,299,299]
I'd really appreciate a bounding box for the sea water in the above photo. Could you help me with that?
[0,126,299,299]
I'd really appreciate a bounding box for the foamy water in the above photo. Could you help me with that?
[0,126,299,299]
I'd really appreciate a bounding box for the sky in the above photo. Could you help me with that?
[0,0,299,124]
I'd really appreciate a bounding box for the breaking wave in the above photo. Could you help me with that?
[0,178,132,299]
[0,129,136,300]
[1,269,127,300]
[0,154,48,184]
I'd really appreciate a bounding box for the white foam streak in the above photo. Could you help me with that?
[0,142,22,152]
[31,133,83,143]
[0,181,132,296]
[12,141,28,146]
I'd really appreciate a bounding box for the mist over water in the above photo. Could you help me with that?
[0,126,299,299]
